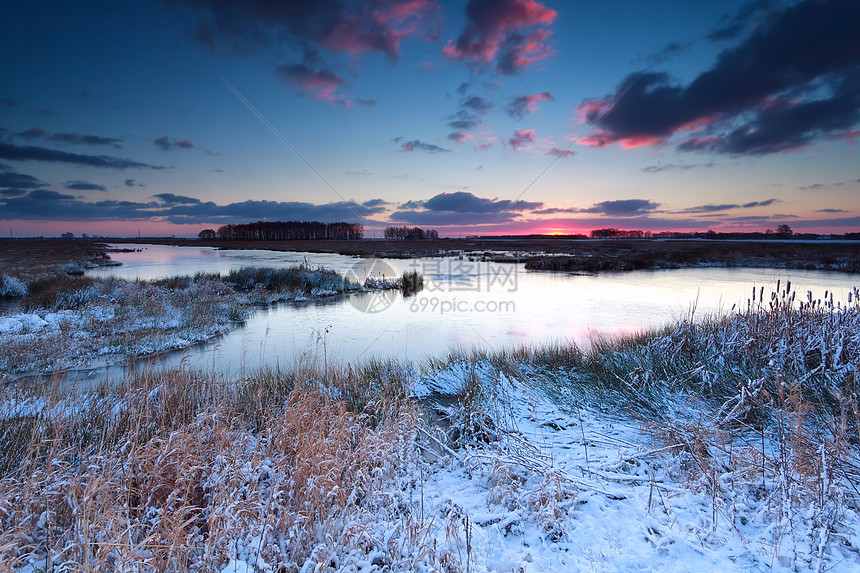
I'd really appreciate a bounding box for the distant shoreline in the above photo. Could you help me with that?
[2,236,859,274]
[106,236,860,273]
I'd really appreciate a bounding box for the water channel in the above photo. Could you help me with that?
[73,243,859,382]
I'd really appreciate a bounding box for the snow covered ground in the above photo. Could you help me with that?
[0,266,360,378]
[1,283,858,571]
[3,355,857,572]
[408,365,860,573]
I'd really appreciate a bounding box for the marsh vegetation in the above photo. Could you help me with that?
[0,254,364,376]
[2,240,860,570]
[1,282,859,571]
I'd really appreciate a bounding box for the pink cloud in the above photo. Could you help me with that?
[507,91,554,118]
[574,99,606,123]
[509,128,536,150]
[579,131,666,149]
[275,64,347,103]
[577,99,722,149]
[443,0,557,74]
[325,0,439,58]
[448,132,473,143]
[834,130,860,142]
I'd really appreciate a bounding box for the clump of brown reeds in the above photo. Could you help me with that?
[0,361,438,571]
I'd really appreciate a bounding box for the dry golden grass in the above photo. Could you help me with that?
[0,365,431,572]
[0,239,114,282]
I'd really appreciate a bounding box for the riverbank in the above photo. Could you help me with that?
[1,285,858,571]
[3,237,859,276]
[0,263,362,378]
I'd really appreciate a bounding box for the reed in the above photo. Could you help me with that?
[0,265,362,376]
[0,363,426,571]
[2,282,859,570]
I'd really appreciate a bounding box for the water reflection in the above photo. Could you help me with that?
[82,243,858,379]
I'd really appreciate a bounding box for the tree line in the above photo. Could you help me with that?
[199,221,364,241]
[588,225,854,240]
[383,226,439,240]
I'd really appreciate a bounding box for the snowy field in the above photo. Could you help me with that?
[0,266,361,378]
[1,283,859,572]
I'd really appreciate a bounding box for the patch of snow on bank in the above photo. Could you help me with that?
[410,364,860,572]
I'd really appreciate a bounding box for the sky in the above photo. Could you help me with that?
[0,0,858,238]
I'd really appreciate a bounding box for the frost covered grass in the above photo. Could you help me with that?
[1,283,859,571]
[414,283,860,571]
[0,367,424,572]
[0,240,118,293]
[0,266,360,378]
[361,269,425,296]
[224,265,359,299]
[0,274,28,298]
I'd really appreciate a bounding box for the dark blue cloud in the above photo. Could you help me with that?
[0,190,389,224]
[742,198,777,208]
[50,132,122,147]
[641,162,714,173]
[400,140,450,153]
[0,169,47,189]
[581,0,860,155]
[532,199,661,217]
[707,0,779,42]
[461,95,493,114]
[167,0,439,61]
[16,127,121,146]
[391,191,541,225]
[28,189,76,201]
[581,199,659,216]
[411,191,541,213]
[544,147,574,158]
[389,210,522,226]
[643,41,692,65]
[65,180,107,191]
[154,136,194,151]
[674,198,779,214]
[0,143,164,170]
[17,127,46,139]
[154,193,201,205]
[448,95,495,143]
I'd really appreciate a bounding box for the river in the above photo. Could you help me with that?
[74,243,859,381]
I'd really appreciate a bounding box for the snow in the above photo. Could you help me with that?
[0,313,50,335]
[0,271,355,377]
[2,358,858,571]
[2,277,858,571]
[409,368,860,572]
[220,559,254,573]
[0,274,28,297]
